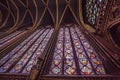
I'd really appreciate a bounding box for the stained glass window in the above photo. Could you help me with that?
[0,28,54,74]
[49,24,105,75]
[83,0,108,26]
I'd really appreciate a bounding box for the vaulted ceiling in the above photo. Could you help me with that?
[0,0,80,32]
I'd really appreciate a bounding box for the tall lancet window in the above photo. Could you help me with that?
[49,25,105,75]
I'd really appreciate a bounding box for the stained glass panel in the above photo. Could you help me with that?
[84,0,108,26]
